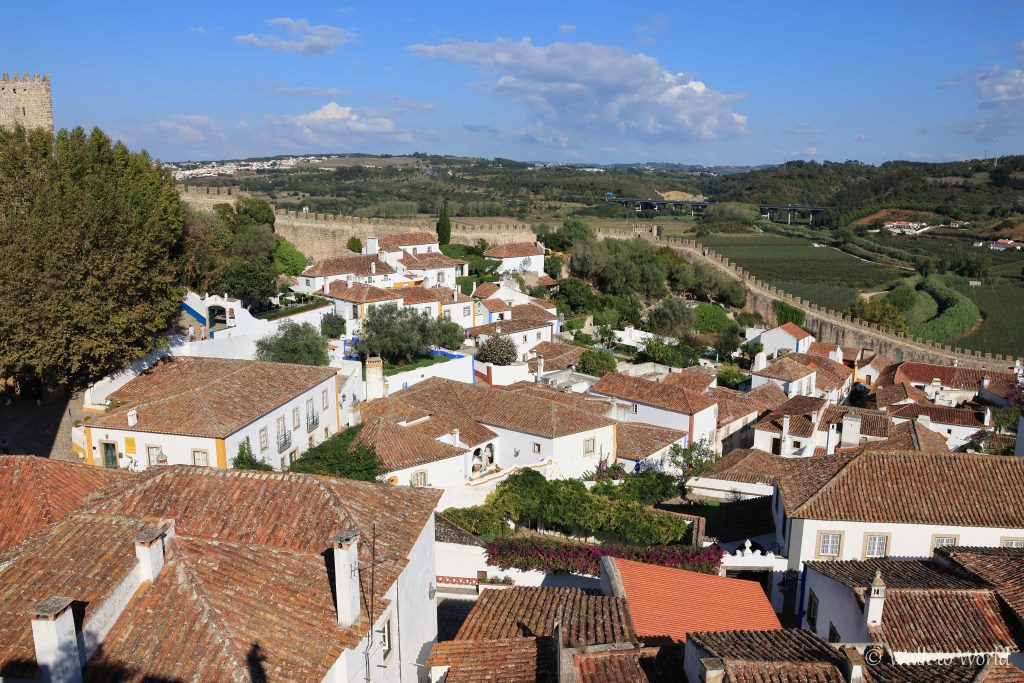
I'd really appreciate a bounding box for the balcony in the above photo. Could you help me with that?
[306,410,320,433]
[277,430,292,454]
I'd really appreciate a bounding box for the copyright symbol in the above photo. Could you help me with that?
[865,648,883,665]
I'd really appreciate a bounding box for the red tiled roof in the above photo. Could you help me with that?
[786,353,853,392]
[859,420,949,452]
[938,547,1024,623]
[687,629,846,676]
[395,285,446,305]
[875,382,930,409]
[807,341,841,358]
[537,274,559,286]
[754,355,815,382]
[528,341,583,373]
[484,242,545,259]
[892,362,1016,393]
[868,590,1015,654]
[302,253,394,277]
[661,366,717,392]
[779,322,812,340]
[377,231,438,251]
[0,456,128,555]
[862,661,1024,682]
[755,396,828,438]
[400,250,467,270]
[473,282,501,298]
[816,405,891,439]
[84,357,337,439]
[806,558,987,594]
[436,286,473,304]
[614,423,685,462]
[573,646,675,683]
[483,298,511,312]
[613,558,780,643]
[591,373,717,415]
[353,417,465,471]
[511,303,557,322]
[889,403,987,428]
[322,280,403,303]
[428,638,554,683]
[703,448,786,487]
[466,318,552,337]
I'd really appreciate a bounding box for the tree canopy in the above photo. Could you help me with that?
[290,424,382,481]
[0,126,186,390]
[254,321,330,366]
[575,350,617,377]
[475,335,518,365]
[436,201,451,245]
[357,303,461,364]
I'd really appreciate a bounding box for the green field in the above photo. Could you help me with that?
[953,283,1024,357]
[701,233,905,311]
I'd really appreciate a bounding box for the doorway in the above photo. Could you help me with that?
[101,442,118,469]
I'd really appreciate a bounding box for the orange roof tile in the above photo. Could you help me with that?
[484,242,545,258]
[377,231,438,251]
[614,423,685,462]
[483,298,511,312]
[754,354,815,382]
[660,366,717,392]
[322,280,403,303]
[889,403,987,428]
[353,417,465,471]
[303,253,394,277]
[466,318,552,337]
[473,282,501,298]
[612,558,781,643]
[779,322,812,340]
[591,373,716,415]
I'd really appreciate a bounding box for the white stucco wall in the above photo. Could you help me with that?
[494,254,543,276]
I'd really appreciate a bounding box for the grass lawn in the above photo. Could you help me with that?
[384,353,452,376]
[953,282,1024,357]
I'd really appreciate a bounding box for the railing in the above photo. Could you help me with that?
[306,411,320,433]
[277,430,292,454]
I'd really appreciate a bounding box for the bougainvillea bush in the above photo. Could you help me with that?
[485,536,724,576]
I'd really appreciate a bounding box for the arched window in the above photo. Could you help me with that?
[411,470,428,487]
[484,444,495,466]
[471,449,483,474]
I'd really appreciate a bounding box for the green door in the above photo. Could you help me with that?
[102,442,118,469]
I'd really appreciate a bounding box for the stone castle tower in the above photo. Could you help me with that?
[0,73,53,132]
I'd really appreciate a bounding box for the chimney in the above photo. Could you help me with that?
[781,414,791,444]
[331,531,361,627]
[133,527,166,584]
[753,351,768,372]
[840,645,865,683]
[30,596,82,683]
[536,356,545,381]
[983,406,992,426]
[916,413,932,429]
[701,658,725,683]
[495,325,502,335]
[980,376,991,393]
[366,236,379,255]
[370,261,376,274]
[452,428,461,448]
[826,422,840,455]
[365,357,385,400]
[471,281,477,295]
[840,413,862,447]
[127,409,138,427]
[865,569,886,626]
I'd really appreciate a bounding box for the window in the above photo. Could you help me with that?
[792,440,802,450]
[412,247,418,254]
[1002,538,1024,548]
[146,445,162,468]
[584,438,596,454]
[536,331,542,340]
[324,427,329,439]
[259,427,269,451]
[864,534,889,558]
[817,532,842,558]
[322,389,329,410]
[532,442,541,454]
[463,305,471,316]
[807,591,819,630]
[827,623,840,644]
[522,334,527,342]
[438,272,445,284]
[411,470,428,487]
[192,449,209,467]
[631,404,639,414]
[352,304,359,318]
[292,406,300,429]
[933,535,958,548]
[306,398,315,419]
[381,616,393,659]
[276,415,286,436]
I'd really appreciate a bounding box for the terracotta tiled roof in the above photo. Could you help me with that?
[860,420,949,452]
[862,661,1024,682]
[817,405,892,438]
[775,454,858,512]
[614,423,685,462]
[0,456,128,555]
[573,646,676,683]
[786,353,853,392]
[703,448,786,487]
[511,303,557,322]
[353,417,465,471]
[889,403,987,427]
[436,286,473,304]
[428,637,554,683]
[661,365,717,392]
[484,242,545,258]
[591,373,716,415]
[755,396,828,438]
[779,322,812,340]
[358,396,432,424]
[704,387,760,427]
[868,590,1015,654]
[687,628,846,668]
[392,284,445,305]
[483,298,511,312]
[754,355,815,382]
[842,347,863,363]
[788,450,1024,526]
[435,512,484,546]
[722,660,845,682]
[612,558,780,643]
[875,382,930,409]
[454,586,635,647]
[938,547,1024,622]
[890,361,1017,394]
[537,274,558,286]
[466,317,552,337]
[806,558,987,595]
[400,250,466,270]
[84,357,337,439]
[498,382,611,415]
[322,280,403,303]
[377,231,438,251]
[807,341,841,358]
[302,253,394,277]
[473,282,501,298]
[528,341,583,373]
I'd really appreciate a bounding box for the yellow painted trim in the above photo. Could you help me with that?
[215,439,227,469]
[437,301,442,318]
[472,300,477,324]
[84,427,95,466]
[610,423,618,465]
[82,406,105,415]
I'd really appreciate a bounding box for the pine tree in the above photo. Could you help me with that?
[436,201,451,245]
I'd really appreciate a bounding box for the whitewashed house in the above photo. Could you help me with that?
[888,403,989,450]
[295,253,397,294]
[745,322,815,358]
[320,282,404,336]
[751,354,817,398]
[751,395,829,457]
[465,318,554,363]
[483,242,546,276]
[82,356,340,471]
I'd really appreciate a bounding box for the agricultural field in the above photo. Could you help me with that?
[700,233,905,311]
[953,283,1024,357]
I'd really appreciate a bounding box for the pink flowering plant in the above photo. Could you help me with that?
[485,536,724,576]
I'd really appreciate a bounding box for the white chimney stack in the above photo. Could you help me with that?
[331,531,361,627]
[840,413,862,448]
[127,409,138,427]
[452,428,461,448]
[536,356,545,382]
[366,236,379,255]
[134,527,166,584]
[865,569,886,626]
[781,414,791,443]
[826,422,840,455]
[30,596,82,683]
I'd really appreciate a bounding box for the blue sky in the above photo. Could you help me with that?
[7,1,1023,164]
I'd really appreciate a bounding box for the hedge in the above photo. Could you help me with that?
[693,303,733,334]
[255,298,330,320]
[773,300,806,327]
[485,536,724,575]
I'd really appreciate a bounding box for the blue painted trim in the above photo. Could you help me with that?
[429,349,464,359]
[796,564,807,628]
[181,302,207,326]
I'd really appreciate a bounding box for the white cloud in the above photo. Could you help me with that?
[940,54,1024,142]
[853,132,871,142]
[407,38,747,148]
[236,18,353,55]
[635,13,671,34]
[558,24,576,34]
[143,115,225,143]
[277,102,412,146]
[273,86,344,97]
[384,95,440,112]
[188,25,206,34]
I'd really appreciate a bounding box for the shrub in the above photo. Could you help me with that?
[773,300,806,327]
[232,440,273,471]
[591,471,678,506]
[290,425,382,481]
[434,318,466,351]
[254,321,329,366]
[575,350,617,377]
[693,303,732,333]
[476,335,518,366]
[320,312,346,338]
[716,364,750,389]
[886,284,917,312]
[485,536,724,575]
[346,236,363,253]
[908,276,980,342]
[544,254,564,279]
[441,507,505,541]
[272,237,308,276]
[636,340,698,368]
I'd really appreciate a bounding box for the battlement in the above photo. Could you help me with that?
[0,73,50,82]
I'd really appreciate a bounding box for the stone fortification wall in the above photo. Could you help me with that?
[0,73,53,132]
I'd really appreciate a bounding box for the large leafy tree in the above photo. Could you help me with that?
[0,126,185,391]
[254,321,329,366]
[358,303,444,364]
